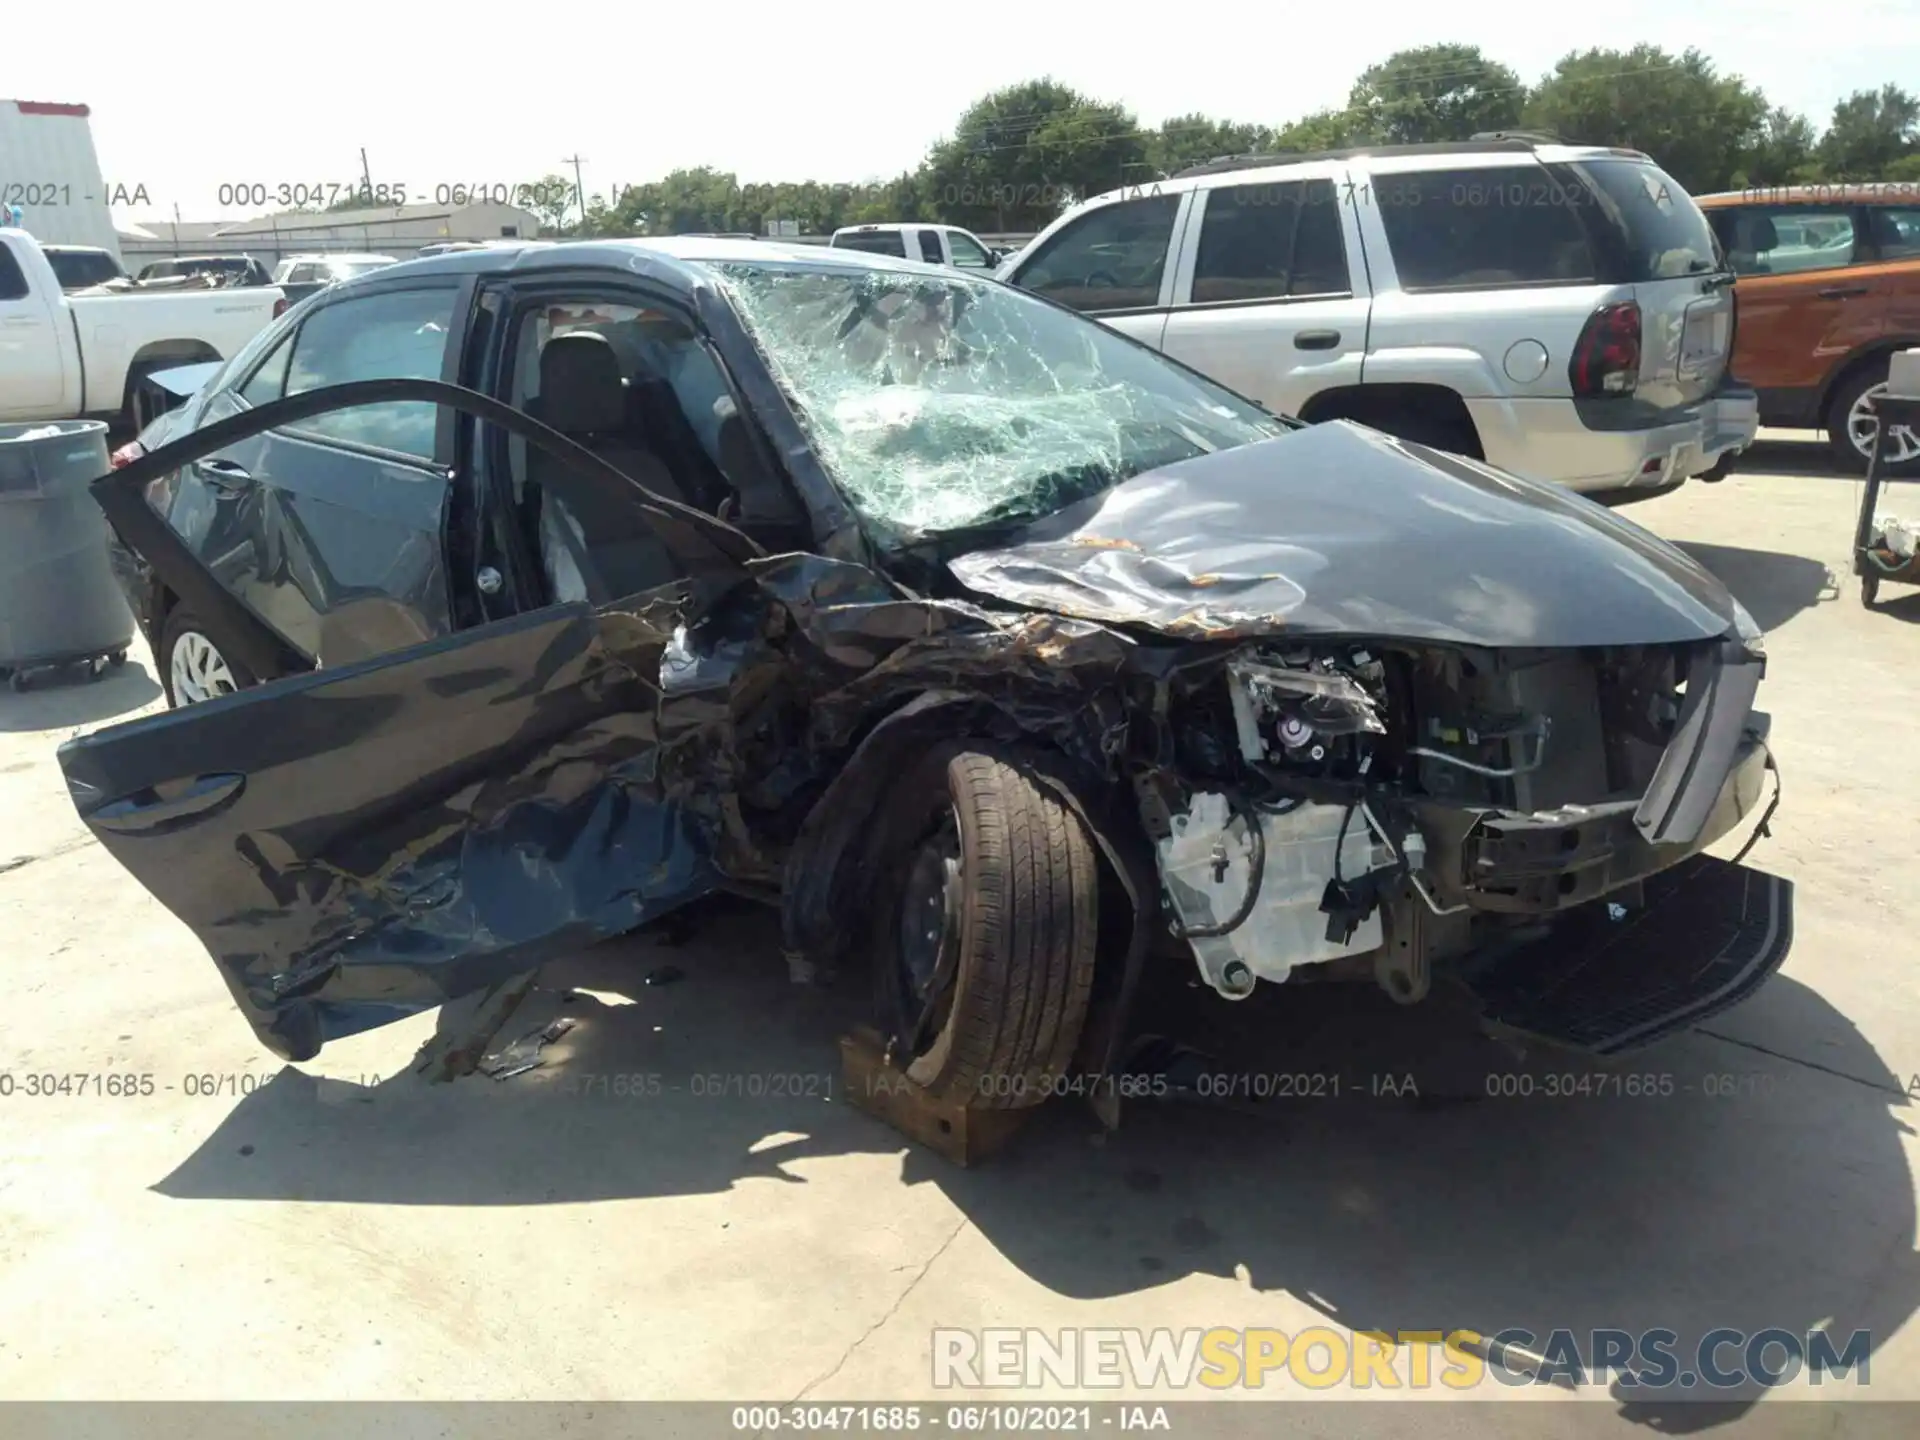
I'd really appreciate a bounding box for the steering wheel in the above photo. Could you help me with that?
[1084,270,1120,289]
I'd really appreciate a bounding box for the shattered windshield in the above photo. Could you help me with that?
[714,262,1287,540]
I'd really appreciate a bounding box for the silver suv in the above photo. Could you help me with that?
[1000,136,1759,495]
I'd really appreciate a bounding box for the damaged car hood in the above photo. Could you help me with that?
[947,421,1741,648]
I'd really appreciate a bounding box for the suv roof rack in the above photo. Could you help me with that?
[1172,137,1542,178]
[1468,129,1564,144]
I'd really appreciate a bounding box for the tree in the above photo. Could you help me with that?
[1146,115,1275,177]
[1270,108,1372,153]
[1347,44,1524,144]
[923,79,1150,231]
[520,173,578,233]
[1733,108,1822,188]
[1819,85,1920,179]
[1524,46,1768,193]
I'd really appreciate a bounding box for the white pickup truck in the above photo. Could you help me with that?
[0,228,284,425]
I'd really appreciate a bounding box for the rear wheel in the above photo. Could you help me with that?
[160,604,256,707]
[1828,362,1920,476]
[871,742,1100,1109]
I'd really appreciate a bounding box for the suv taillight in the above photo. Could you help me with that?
[1569,301,1641,397]
[272,296,289,319]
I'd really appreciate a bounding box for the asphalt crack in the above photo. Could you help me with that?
[793,1217,969,1401]
[1694,1024,1912,1099]
[0,834,96,877]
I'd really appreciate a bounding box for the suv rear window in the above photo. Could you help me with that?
[1566,159,1718,281]
[1377,165,1596,290]
[834,231,908,257]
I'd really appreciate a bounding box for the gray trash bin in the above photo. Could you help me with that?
[0,420,136,690]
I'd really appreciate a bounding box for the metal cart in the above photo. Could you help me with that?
[1853,391,1920,609]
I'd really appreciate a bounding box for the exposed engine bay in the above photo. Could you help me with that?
[1135,638,1774,1005]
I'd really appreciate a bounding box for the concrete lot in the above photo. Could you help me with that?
[1,432,1917,1434]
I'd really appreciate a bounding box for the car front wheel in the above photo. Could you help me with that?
[161,604,256,707]
[1829,363,1920,476]
[871,741,1100,1109]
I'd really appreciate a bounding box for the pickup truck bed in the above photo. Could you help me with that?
[0,228,283,425]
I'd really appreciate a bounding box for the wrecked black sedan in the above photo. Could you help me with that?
[59,238,1790,1105]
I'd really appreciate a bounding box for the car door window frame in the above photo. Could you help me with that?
[1178,176,1355,310]
[463,275,797,618]
[256,279,471,467]
[1008,191,1185,315]
[1711,203,1863,277]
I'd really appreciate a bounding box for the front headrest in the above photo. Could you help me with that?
[538,331,627,433]
[1735,211,1778,253]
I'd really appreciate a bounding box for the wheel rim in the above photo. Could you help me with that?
[171,630,237,704]
[1848,382,1920,464]
[894,808,963,1046]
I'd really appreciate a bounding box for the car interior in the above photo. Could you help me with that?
[505,301,801,605]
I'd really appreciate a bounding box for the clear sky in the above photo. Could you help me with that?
[12,0,1920,224]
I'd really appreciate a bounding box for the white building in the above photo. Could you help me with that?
[118,200,545,271]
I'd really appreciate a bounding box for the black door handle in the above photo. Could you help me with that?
[1294,329,1342,350]
[193,458,255,491]
[1816,285,1870,299]
[90,772,247,835]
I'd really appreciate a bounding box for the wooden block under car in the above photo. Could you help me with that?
[838,1026,1028,1167]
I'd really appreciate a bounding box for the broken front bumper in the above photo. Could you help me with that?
[1461,852,1793,1055]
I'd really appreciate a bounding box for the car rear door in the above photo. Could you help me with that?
[1157,166,1369,417]
[0,238,69,418]
[179,282,467,668]
[60,377,762,1062]
[1705,201,1879,423]
[1000,190,1188,349]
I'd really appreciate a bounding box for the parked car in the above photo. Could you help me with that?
[830,223,1004,269]
[1695,183,1920,474]
[135,254,274,288]
[67,238,1787,1097]
[270,252,399,306]
[0,229,285,425]
[40,243,129,291]
[998,136,1758,497]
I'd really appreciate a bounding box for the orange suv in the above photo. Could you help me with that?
[1696,183,1920,473]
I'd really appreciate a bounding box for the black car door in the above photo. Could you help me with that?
[60,378,769,1062]
[178,283,467,667]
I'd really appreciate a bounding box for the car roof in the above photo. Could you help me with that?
[1692,184,1917,208]
[832,223,967,235]
[362,235,964,292]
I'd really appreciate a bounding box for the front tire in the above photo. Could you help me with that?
[871,742,1099,1109]
[1828,362,1920,476]
[160,604,256,707]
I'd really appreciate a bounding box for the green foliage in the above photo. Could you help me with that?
[1348,43,1524,144]
[1819,85,1920,179]
[1524,45,1767,193]
[518,54,1920,238]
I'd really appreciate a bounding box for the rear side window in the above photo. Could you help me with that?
[1014,193,1180,312]
[917,230,944,264]
[834,231,908,257]
[1191,179,1350,304]
[1377,165,1596,291]
[1567,159,1718,281]
[1869,208,1920,261]
[1,245,35,299]
[282,287,458,458]
[1713,205,1858,275]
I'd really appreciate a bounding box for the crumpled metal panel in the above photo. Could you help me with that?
[948,421,1741,648]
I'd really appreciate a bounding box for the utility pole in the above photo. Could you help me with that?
[562,154,587,230]
[360,147,375,203]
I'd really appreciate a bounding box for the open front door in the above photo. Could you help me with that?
[61,379,767,1060]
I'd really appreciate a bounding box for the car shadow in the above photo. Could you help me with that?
[1727,436,1846,479]
[1672,541,1838,633]
[155,894,1916,1420]
[0,656,162,731]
